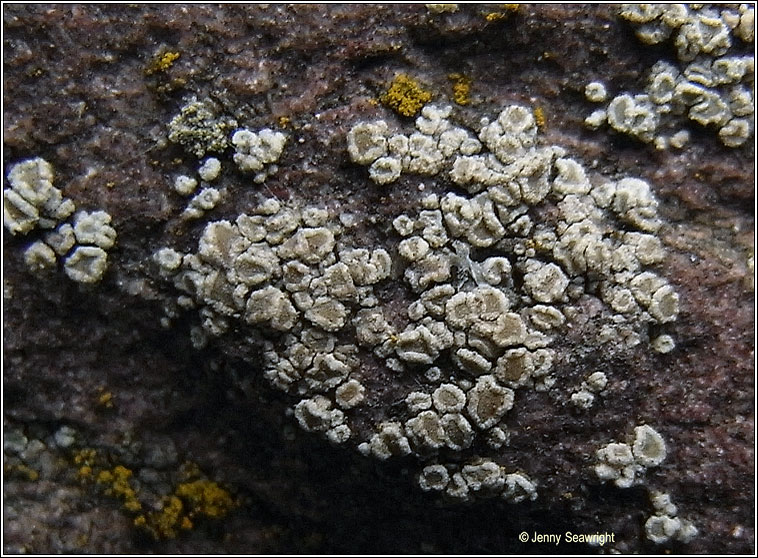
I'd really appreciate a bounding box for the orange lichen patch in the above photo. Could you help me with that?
[74,453,236,540]
[485,5,520,22]
[381,73,432,117]
[534,106,547,130]
[136,495,186,540]
[96,465,142,513]
[97,386,113,409]
[145,51,180,76]
[176,479,237,520]
[134,480,236,540]
[448,73,472,106]
[5,463,39,481]
[78,465,93,480]
[97,390,113,408]
[73,448,99,467]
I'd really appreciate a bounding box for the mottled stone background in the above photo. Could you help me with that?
[3,4,754,554]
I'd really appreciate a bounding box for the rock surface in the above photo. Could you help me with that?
[3,4,754,553]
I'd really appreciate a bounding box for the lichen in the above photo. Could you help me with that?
[593,4,756,148]
[380,73,433,117]
[5,158,119,283]
[448,73,472,106]
[594,424,667,488]
[168,96,238,158]
[3,157,75,236]
[645,491,699,544]
[145,50,180,76]
[231,127,287,183]
[72,447,237,541]
[4,9,714,545]
[585,81,608,103]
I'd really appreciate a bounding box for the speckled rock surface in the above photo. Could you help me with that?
[3,4,754,554]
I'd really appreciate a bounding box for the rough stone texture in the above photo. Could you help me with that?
[3,4,753,554]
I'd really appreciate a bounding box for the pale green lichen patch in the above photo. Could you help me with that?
[644,491,699,544]
[4,157,74,235]
[153,199,392,421]
[594,424,667,488]
[231,128,287,183]
[64,245,109,284]
[182,187,221,220]
[153,90,685,518]
[416,458,536,504]
[425,4,458,15]
[337,101,685,506]
[585,81,608,102]
[5,158,117,283]
[198,157,222,182]
[589,4,755,148]
[44,223,76,256]
[23,240,57,274]
[651,333,676,353]
[63,211,117,283]
[173,175,198,196]
[73,210,117,250]
[168,97,238,158]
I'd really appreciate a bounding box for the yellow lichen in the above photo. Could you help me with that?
[426,4,459,14]
[380,74,432,117]
[534,106,546,130]
[97,389,114,409]
[278,116,291,128]
[74,453,235,540]
[78,465,93,479]
[73,448,98,466]
[123,497,143,513]
[96,464,142,513]
[176,479,237,520]
[448,73,472,106]
[485,5,520,22]
[7,463,39,481]
[141,495,186,540]
[145,51,180,76]
[134,480,235,540]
